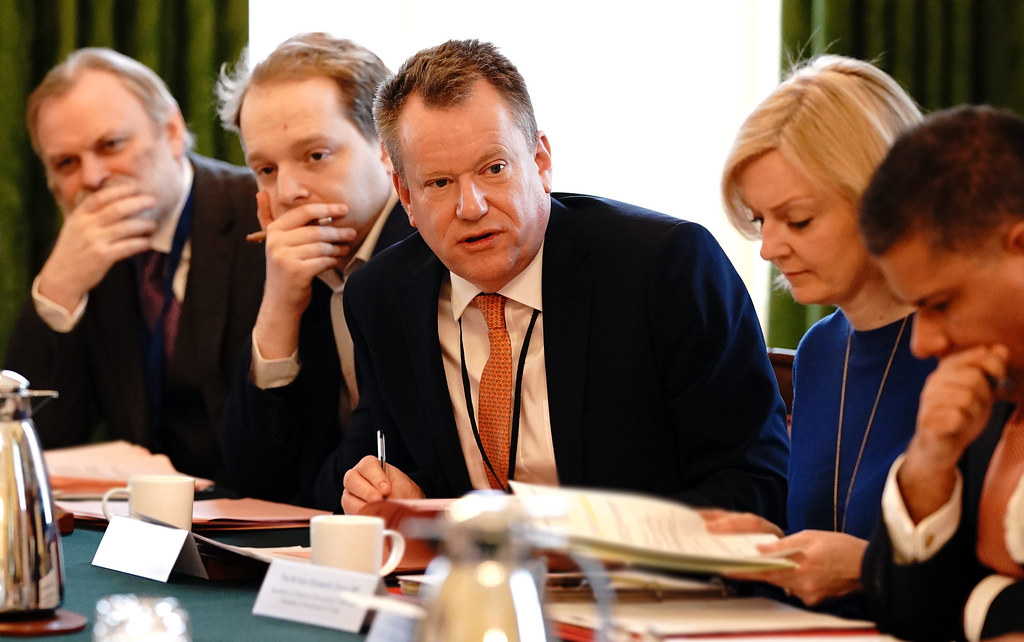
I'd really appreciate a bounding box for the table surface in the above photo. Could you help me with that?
[54,524,363,641]
[48,523,899,642]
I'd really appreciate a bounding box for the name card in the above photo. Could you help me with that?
[252,558,381,632]
[92,516,207,582]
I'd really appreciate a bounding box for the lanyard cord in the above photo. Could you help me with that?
[458,307,539,492]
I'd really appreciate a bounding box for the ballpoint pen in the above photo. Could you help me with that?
[245,216,335,243]
[377,429,387,474]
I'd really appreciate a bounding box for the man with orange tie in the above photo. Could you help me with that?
[325,39,789,524]
[859,105,1024,641]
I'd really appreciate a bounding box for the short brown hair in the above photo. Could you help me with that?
[861,105,1024,256]
[373,39,537,179]
[217,32,390,143]
[26,47,192,154]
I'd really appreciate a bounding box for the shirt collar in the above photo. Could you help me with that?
[344,190,399,278]
[149,159,194,253]
[320,190,401,292]
[450,241,545,320]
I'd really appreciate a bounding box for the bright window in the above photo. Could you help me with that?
[248,0,781,325]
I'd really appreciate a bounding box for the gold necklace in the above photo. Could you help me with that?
[833,315,909,533]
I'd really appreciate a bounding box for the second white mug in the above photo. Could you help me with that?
[101,474,195,530]
[310,515,405,576]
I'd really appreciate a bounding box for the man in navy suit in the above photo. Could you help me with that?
[329,39,788,520]
[4,48,264,481]
[860,106,1024,641]
[216,34,414,508]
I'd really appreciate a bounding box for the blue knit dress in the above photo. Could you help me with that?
[787,311,936,539]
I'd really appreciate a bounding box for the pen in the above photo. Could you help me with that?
[986,373,1015,395]
[377,429,387,474]
[245,216,335,243]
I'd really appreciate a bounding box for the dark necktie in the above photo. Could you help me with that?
[474,293,512,489]
[136,249,181,358]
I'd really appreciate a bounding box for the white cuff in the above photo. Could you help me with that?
[31,275,86,333]
[250,337,300,390]
[881,454,963,563]
[963,575,1015,642]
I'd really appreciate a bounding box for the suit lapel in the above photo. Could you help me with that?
[92,261,150,444]
[540,201,592,485]
[397,243,473,493]
[373,201,414,253]
[179,157,235,376]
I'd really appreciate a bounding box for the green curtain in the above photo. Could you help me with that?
[769,0,1024,348]
[0,0,248,365]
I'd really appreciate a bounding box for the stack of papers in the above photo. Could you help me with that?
[510,481,798,574]
[548,597,876,639]
[57,497,329,531]
[45,441,214,497]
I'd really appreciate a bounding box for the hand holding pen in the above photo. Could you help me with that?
[341,440,425,515]
[249,192,353,360]
[246,215,336,243]
[377,429,387,474]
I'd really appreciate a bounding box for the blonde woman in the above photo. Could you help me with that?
[712,55,936,613]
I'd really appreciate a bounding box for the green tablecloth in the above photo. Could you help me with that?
[56,525,363,641]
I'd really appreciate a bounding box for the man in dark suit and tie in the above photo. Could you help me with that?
[328,39,789,523]
[215,34,414,508]
[3,48,264,481]
[859,105,1024,641]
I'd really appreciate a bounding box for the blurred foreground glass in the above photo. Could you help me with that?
[417,492,551,641]
[92,594,191,642]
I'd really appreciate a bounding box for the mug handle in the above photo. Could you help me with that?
[101,487,130,522]
[379,529,406,576]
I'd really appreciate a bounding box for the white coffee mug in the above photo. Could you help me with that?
[101,474,195,530]
[310,515,406,576]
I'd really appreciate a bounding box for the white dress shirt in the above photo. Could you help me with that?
[33,162,195,332]
[438,243,558,489]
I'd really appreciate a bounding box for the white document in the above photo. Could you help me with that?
[547,597,875,637]
[46,440,213,497]
[252,558,382,632]
[510,481,795,572]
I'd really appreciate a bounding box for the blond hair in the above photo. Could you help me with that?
[721,55,921,239]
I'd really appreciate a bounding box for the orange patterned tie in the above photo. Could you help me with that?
[473,294,512,489]
[977,418,1024,578]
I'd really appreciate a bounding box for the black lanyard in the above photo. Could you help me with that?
[458,306,540,492]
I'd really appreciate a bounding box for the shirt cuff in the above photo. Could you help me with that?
[964,575,1016,642]
[31,275,86,333]
[250,337,300,389]
[881,453,963,563]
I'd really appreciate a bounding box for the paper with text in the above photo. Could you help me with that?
[510,481,795,572]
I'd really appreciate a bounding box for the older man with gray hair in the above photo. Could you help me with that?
[4,48,264,481]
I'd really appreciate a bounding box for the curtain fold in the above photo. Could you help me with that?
[770,0,1024,348]
[0,0,247,364]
